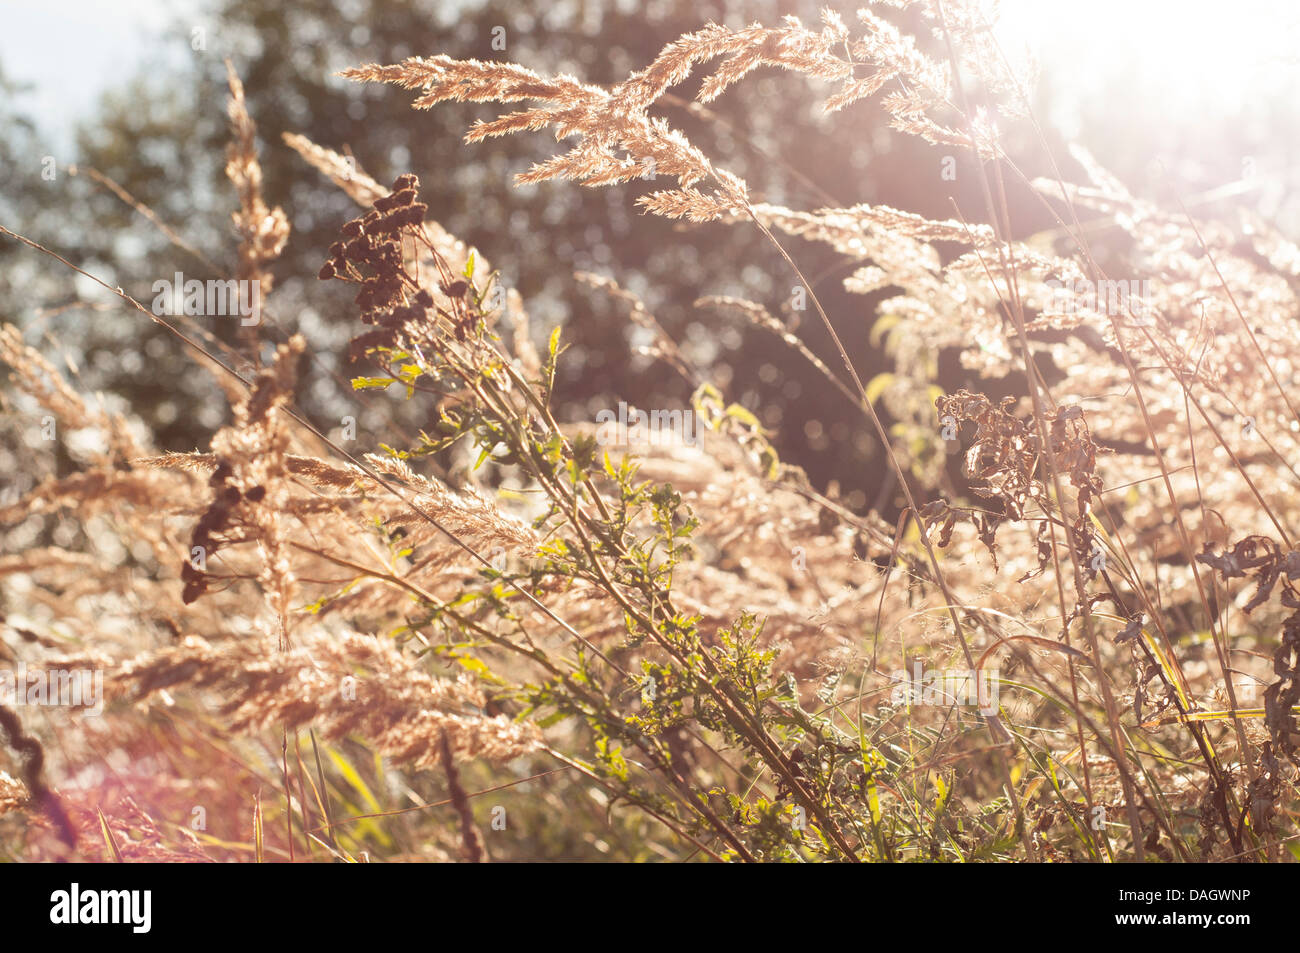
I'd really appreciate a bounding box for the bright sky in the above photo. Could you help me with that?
[0,0,198,152]
[3,1,1299,154]
[996,0,1300,131]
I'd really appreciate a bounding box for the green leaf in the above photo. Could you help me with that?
[97,809,124,862]
[448,651,504,685]
[865,372,895,406]
[870,313,901,348]
[933,774,950,814]
[325,747,393,848]
[252,792,264,863]
[724,402,763,430]
[538,709,570,729]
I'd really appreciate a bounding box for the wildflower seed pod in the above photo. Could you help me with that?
[344,236,375,263]
[367,212,405,236]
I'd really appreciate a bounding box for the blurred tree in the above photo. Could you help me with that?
[3,0,1040,511]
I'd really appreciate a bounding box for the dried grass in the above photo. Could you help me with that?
[2,3,1298,862]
